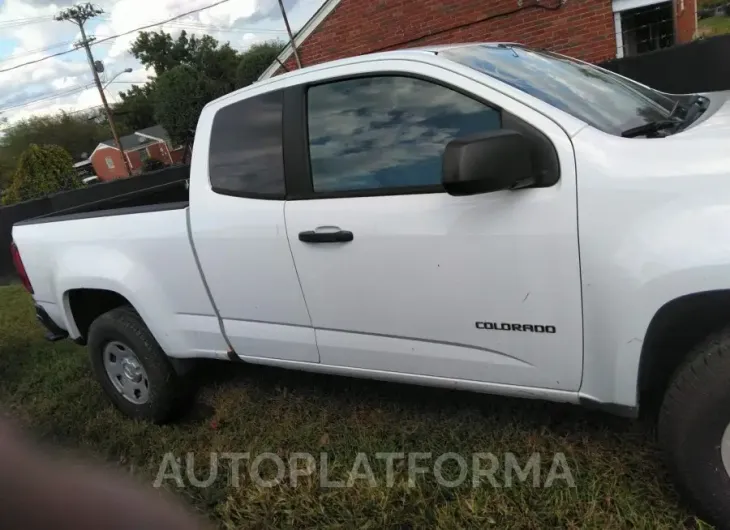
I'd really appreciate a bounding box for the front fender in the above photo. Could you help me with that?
[580,195,730,408]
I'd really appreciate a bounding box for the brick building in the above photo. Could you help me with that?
[261,0,697,79]
[89,125,183,181]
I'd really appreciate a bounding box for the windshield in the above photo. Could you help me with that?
[440,44,679,135]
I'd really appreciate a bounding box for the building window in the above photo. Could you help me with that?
[614,1,675,57]
[306,76,501,194]
[105,156,115,169]
[139,149,150,162]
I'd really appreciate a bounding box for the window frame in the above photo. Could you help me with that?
[105,156,115,169]
[284,72,505,201]
[209,88,287,201]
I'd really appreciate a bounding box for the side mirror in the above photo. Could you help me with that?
[442,129,534,196]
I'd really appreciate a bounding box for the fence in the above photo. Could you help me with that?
[600,33,730,93]
[0,166,189,282]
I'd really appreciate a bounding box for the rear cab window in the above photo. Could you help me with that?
[208,90,285,198]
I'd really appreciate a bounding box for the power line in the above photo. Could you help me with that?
[163,21,287,34]
[0,0,233,75]
[0,16,54,29]
[0,41,76,65]
[0,47,82,75]
[0,83,95,113]
[89,0,233,48]
[0,105,104,133]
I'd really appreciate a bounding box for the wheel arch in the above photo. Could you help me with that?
[65,288,135,345]
[638,289,730,412]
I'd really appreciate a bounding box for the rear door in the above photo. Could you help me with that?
[283,61,583,391]
[189,89,318,363]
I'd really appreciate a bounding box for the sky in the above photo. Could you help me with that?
[0,0,325,127]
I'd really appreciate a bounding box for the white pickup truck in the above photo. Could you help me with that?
[10,43,730,524]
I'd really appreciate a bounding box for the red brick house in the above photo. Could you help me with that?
[260,0,697,79]
[90,125,180,181]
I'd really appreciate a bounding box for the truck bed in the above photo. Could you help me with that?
[15,169,189,227]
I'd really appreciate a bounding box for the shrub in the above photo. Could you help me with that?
[2,144,78,205]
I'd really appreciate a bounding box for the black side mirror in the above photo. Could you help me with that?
[442,129,534,196]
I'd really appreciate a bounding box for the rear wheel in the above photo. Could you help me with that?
[658,328,730,527]
[87,305,193,423]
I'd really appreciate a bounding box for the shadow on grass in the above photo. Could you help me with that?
[193,357,644,437]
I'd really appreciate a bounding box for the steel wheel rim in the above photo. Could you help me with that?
[722,422,730,478]
[103,341,149,405]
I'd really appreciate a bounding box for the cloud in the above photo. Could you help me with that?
[0,0,323,126]
[307,76,501,191]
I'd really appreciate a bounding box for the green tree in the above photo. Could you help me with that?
[131,30,240,91]
[142,158,165,172]
[154,65,225,146]
[0,111,111,189]
[235,40,283,89]
[112,83,157,132]
[2,144,79,205]
[119,29,247,140]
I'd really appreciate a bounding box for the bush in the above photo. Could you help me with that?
[142,158,166,172]
[2,144,79,205]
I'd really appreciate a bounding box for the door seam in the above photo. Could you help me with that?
[283,201,320,358]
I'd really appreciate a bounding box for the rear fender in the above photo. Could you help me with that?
[52,245,183,356]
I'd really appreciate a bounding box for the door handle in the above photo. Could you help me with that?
[298,229,354,243]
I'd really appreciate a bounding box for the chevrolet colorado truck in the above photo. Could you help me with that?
[10,44,730,525]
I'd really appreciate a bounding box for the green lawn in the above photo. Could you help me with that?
[0,284,711,529]
[698,15,730,37]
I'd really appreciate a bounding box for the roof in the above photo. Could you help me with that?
[259,0,344,80]
[214,44,495,108]
[136,125,172,145]
[99,125,171,151]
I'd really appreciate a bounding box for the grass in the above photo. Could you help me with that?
[698,15,730,37]
[0,284,711,529]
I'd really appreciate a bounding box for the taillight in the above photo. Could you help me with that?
[10,242,33,294]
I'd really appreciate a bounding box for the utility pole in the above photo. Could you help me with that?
[277,0,302,69]
[56,3,132,177]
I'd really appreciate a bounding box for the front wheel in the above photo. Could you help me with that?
[658,328,730,528]
[87,306,193,423]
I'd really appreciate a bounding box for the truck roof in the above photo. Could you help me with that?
[208,42,522,109]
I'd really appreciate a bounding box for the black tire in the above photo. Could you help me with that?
[658,327,730,528]
[88,305,193,423]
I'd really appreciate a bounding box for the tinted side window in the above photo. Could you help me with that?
[209,90,285,197]
[307,76,501,193]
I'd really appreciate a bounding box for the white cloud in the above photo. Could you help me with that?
[0,0,323,127]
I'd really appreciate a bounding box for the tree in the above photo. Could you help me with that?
[131,30,240,92]
[112,83,157,132]
[235,40,284,89]
[2,144,79,205]
[142,158,165,172]
[154,65,225,146]
[0,111,111,189]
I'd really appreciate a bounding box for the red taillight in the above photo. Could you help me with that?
[10,242,33,294]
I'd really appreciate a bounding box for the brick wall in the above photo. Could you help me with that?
[91,147,129,181]
[127,150,143,174]
[147,142,173,165]
[170,147,187,164]
[278,0,617,74]
[675,0,698,43]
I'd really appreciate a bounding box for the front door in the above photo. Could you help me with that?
[284,68,583,391]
